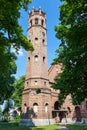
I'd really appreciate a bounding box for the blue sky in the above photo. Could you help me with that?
[15,0,61,78]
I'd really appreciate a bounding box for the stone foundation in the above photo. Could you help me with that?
[20,118,56,126]
[61,118,76,124]
[61,118,87,124]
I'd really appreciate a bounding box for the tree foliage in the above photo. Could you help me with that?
[0,0,33,101]
[0,55,17,101]
[11,75,25,107]
[52,0,87,105]
[0,0,33,72]
[0,0,33,50]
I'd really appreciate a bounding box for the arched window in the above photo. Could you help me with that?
[30,20,32,26]
[43,56,45,62]
[33,103,38,113]
[54,101,60,110]
[35,18,38,25]
[42,39,45,45]
[34,81,38,85]
[24,103,27,113]
[35,55,38,62]
[44,81,46,86]
[41,19,44,26]
[28,57,30,61]
[45,103,48,112]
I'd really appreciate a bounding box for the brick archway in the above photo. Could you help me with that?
[52,101,60,118]
[75,106,82,122]
[54,101,60,110]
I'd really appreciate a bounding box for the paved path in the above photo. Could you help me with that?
[59,124,68,130]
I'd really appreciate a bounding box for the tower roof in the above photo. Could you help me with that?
[29,8,46,18]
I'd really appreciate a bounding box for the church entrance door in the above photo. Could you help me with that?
[75,106,82,122]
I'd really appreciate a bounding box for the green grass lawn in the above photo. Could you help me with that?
[67,124,87,130]
[0,122,59,130]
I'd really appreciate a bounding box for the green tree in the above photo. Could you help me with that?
[52,0,87,105]
[0,0,33,101]
[0,55,17,101]
[12,75,25,107]
[0,0,33,73]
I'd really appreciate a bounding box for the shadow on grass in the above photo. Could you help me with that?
[32,128,58,130]
[67,124,87,130]
[0,122,32,130]
[33,128,44,130]
[0,122,59,130]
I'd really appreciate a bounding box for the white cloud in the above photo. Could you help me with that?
[11,47,24,56]
[17,49,24,56]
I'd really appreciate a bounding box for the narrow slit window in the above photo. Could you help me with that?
[41,19,44,26]
[28,57,30,61]
[35,18,38,25]
[30,20,32,26]
[43,56,45,62]
[42,39,45,45]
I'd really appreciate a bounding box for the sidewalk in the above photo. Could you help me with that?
[59,123,68,130]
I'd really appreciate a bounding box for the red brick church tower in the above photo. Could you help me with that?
[21,8,60,126]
